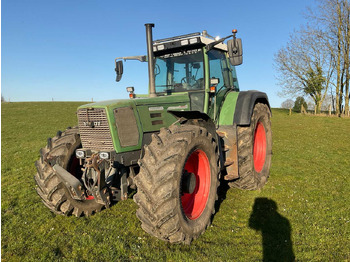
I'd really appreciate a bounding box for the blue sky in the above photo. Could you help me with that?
[2,0,317,107]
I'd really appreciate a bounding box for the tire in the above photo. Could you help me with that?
[133,124,219,244]
[34,127,104,216]
[229,103,272,190]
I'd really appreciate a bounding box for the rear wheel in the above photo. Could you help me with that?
[34,127,104,216]
[133,124,219,244]
[229,103,272,190]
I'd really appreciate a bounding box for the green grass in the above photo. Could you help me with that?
[2,102,350,261]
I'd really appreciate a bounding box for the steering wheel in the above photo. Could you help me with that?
[181,77,189,83]
[181,76,199,87]
[192,78,204,90]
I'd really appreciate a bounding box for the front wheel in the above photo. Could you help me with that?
[229,103,272,190]
[34,127,105,216]
[133,124,219,244]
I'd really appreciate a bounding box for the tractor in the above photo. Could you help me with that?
[34,23,272,244]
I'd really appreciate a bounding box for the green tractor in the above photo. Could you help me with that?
[34,23,272,244]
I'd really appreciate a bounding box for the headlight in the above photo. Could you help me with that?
[75,150,85,158]
[99,152,110,160]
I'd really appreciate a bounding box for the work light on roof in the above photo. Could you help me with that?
[189,38,198,44]
[180,40,189,46]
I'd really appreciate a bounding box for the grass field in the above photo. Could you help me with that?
[1,102,350,261]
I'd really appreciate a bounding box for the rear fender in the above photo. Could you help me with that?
[216,91,271,179]
[233,91,271,126]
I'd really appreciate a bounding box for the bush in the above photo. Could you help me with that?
[293,97,308,112]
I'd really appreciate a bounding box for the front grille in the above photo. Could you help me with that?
[77,108,114,151]
[114,107,139,147]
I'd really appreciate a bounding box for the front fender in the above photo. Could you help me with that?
[168,110,217,140]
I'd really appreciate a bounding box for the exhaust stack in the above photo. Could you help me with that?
[145,23,156,97]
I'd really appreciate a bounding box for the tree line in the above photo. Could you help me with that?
[275,0,350,116]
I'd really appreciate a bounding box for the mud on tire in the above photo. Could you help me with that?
[133,124,219,244]
[34,127,104,216]
[229,103,272,190]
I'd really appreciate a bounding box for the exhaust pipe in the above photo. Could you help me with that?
[145,23,157,97]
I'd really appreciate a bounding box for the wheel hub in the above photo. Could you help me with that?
[182,171,197,194]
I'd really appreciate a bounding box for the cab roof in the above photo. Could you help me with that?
[153,31,227,55]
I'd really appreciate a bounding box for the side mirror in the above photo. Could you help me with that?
[115,60,124,82]
[227,38,243,66]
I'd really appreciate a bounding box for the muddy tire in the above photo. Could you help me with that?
[133,124,219,244]
[34,127,104,216]
[229,103,272,190]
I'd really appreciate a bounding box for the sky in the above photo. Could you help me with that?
[1,0,318,107]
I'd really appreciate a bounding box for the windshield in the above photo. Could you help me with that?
[155,49,204,93]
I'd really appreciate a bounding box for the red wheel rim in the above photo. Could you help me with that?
[181,149,211,220]
[253,122,267,173]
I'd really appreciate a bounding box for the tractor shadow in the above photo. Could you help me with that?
[214,178,231,215]
[249,198,295,262]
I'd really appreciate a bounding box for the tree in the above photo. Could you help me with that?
[1,95,5,103]
[275,27,333,114]
[304,64,327,112]
[321,94,334,111]
[293,97,308,112]
[276,0,350,116]
[308,0,350,115]
[281,99,294,109]
[307,99,315,111]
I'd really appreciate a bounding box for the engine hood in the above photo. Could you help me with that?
[77,94,191,153]
[78,93,190,111]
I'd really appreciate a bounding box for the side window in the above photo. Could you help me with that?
[208,50,229,90]
[229,62,240,90]
[155,58,167,93]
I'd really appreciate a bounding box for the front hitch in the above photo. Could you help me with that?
[82,154,111,207]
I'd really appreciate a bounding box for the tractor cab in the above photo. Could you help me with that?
[115,25,242,117]
[153,34,241,114]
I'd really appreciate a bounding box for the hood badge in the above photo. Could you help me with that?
[83,121,101,128]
